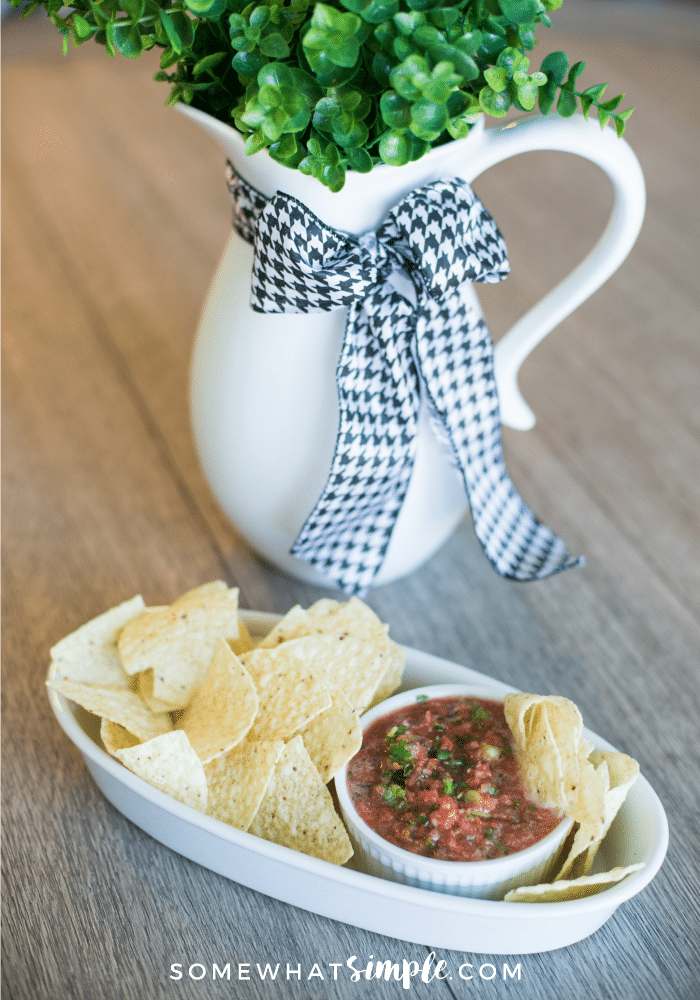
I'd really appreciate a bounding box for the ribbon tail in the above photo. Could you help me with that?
[416,297,583,581]
[291,297,419,597]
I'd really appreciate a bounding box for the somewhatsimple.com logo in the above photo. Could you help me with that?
[170,953,523,990]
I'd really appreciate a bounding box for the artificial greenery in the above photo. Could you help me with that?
[14,0,634,191]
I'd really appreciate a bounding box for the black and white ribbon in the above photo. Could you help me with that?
[227,164,582,596]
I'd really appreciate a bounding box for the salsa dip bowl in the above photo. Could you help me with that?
[335,684,574,900]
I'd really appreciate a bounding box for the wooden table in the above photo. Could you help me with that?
[3,3,699,997]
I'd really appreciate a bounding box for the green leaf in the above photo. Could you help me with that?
[582,82,607,102]
[340,0,399,23]
[379,89,412,128]
[159,10,194,55]
[347,146,373,172]
[497,46,524,74]
[515,79,537,110]
[72,13,93,40]
[579,94,593,120]
[303,4,363,68]
[540,49,568,85]
[479,85,510,118]
[422,63,460,103]
[299,136,346,190]
[566,60,586,84]
[409,98,448,141]
[257,61,293,88]
[428,44,480,83]
[232,50,267,77]
[393,10,424,35]
[259,32,291,58]
[111,20,143,59]
[412,23,441,46]
[478,32,508,60]
[120,0,144,21]
[498,0,540,22]
[405,0,442,10]
[193,52,226,77]
[446,88,481,137]
[250,6,271,31]
[269,133,305,168]
[484,66,508,93]
[159,46,181,69]
[390,54,427,101]
[184,0,227,18]
[537,76,556,114]
[556,87,577,117]
[333,117,369,148]
[378,128,412,165]
[518,26,535,50]
[613,107,634,138]
[244,127,271,154]
[164,85,183,106]
[600,94,624,112]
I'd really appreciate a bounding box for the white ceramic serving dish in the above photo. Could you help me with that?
[336,684,573,899]
[47,610,668,955]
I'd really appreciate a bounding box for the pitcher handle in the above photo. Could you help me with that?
[455,115,646,429]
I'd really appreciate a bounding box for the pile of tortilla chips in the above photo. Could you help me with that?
[47,582,405,867]
[502,693,644,902]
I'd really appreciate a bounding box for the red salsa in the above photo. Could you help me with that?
[347,696,562,862]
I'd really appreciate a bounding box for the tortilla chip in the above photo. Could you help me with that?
[228,616,255,657]
[306,597,387,642]
[205,740,285,830]
[115,731,207,812]
[241,646,331,743]
[504,864,645,903]
[368,649,406,709]
[504,693,593,815]
[306,598,343,618]
[101,718,140,755]
[505,699,566,811]
[307,600,405,691]
[48,678,173,742]
[249,736,353,865]
[257,605,310,649]
[298,686,362,783]
[589,750,641,838]
[48,596,146,688]
[258,598,406,708]
[117,582,240,708]
[553,750,640,881]
[178,640,258,763]
[136,669,183,714]
[505,693,641,893]
[274,634,391,714]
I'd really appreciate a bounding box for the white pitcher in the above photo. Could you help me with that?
[180,107,645,589]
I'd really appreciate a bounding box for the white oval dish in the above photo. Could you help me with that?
[336,684,573,899]
[47,610,668,955]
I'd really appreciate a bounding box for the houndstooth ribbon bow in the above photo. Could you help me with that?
[227,164,582,596]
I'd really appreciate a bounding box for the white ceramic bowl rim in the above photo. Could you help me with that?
[337,683,572,871]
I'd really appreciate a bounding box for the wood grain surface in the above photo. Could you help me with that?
[3,3,699,998]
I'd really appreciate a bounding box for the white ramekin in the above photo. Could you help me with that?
[335,684,573,900]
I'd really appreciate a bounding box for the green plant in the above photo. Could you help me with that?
[13,0,634,190]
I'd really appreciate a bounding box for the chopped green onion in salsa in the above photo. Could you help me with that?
[347,696,562,862]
